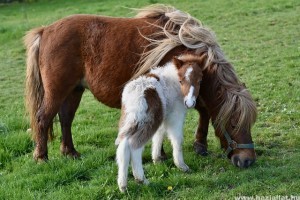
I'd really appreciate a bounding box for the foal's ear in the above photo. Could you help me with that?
[173,57,184,69]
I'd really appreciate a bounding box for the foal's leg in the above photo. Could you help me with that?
[166,108,190,172]
[130,145,149,185]
[194,107,210,156]
[116,137,131,192]
[167,129,190,172]
[58,86,84,158]
[152,125,166,163]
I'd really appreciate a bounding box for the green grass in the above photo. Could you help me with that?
[0,0,299,199]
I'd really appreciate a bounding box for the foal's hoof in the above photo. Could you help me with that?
[193,141,208,156]
[119,186,127,193]
[135,178,149,185]
[177,163,190,173]
[153,155,168,163]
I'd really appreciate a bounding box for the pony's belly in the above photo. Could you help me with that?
[81,78,122,108]
[85,77,124,109]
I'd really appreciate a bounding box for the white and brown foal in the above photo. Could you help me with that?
[115,54,206,192]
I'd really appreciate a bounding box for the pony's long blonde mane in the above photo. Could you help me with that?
[133,4,257,133]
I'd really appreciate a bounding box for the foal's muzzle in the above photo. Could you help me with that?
[184,99,196,108]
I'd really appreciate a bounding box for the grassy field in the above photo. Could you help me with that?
[0,0,299,199]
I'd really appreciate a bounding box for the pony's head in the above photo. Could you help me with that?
[216,84,257,168]
[173,54,206,108]
[202,63,257,168]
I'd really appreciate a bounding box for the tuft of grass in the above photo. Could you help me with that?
[0,0,299,199]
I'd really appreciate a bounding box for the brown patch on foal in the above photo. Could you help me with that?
[146,73,160,81]
[129,88,163,149]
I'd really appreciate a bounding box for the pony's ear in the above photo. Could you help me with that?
[196,53,208,67]
[173,57,184,69]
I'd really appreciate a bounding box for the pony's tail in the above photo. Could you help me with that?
[24,27,53,141]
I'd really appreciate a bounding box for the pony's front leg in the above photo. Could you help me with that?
[130,145,149,185]
[166,109,190,172]
[116,138,131,192]
[193,107,210,156]
[152,125,166,163]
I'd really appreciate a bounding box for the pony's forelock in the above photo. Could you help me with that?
[214,83,257,135]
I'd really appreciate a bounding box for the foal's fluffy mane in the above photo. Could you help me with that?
[133,4,257,133]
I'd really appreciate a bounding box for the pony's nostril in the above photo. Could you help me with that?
[231,155,240,167]
[244,159,250,168]
[243,158,255,168]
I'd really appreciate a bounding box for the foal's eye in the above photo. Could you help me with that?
[179,80,183,84]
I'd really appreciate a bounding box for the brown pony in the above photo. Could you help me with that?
[24,5,257,168]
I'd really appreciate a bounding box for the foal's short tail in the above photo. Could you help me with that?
[117,120,157,150]
[24,27,53,141]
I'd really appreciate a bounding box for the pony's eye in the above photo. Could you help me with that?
[179,80,183,84]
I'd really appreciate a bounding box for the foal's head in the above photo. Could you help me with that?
[173,54,207,108]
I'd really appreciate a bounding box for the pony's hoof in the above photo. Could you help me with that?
[33,150,48,162]
[69,151,81,159]
[61,146,81,159]
[35,157,48,163]
[193,141,208,156]
[63,151,81,159]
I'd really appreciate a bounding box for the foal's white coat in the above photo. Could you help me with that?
[116,62,196,192]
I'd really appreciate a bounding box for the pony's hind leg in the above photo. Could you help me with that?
[34,96,64,161]
[116,137,131,192]
[130,145,149,185]
[58,85,85,158]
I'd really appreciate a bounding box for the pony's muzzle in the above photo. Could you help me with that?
[231,154,256,168]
